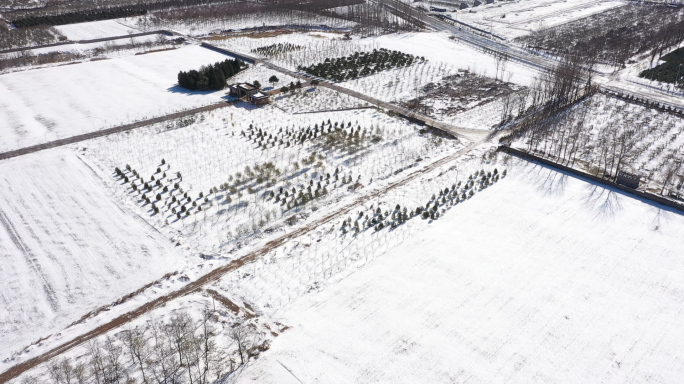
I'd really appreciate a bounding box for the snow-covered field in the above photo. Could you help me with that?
[134,11,354,37]
[219,31,535,129]
[83,103,457,256]
[513,94,684,188]
[0,149,185,358]
[54,20,141,40]
[0,45,233,152]
[430,0,625,40]
[221,32,537,86]
[232,158,684,383]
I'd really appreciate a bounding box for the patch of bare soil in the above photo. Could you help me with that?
[402,70,518,118]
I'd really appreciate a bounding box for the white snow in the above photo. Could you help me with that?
[434,0,626,40]
[54,20,140,40]
[0,45,232,152]
[0,149,184,358]
[232,158,684,383]
[367,32,537,86]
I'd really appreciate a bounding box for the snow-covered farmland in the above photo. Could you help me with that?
[431,0,625,40]
[218,31,535,129]
[220,32,537,86]
[0,45,233,152]
[83,104,459,256]
[135,10,354,37]
[512,94,684,189]
[232,158,684,383]
[26,34,164,56]
[54,20,141,40]
[0,149,184,358]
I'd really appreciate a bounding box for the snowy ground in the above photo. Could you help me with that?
[219,31,535,129]
[612,41,684,99]
[230,157,684,383]
[221,32,537,86]
[132,11,354,37]
[424,0,625,40]
[0,149,185,359]
[83,103,457,256]
[513,94,684,188]
[54,20,141,40]
[0,45,234,152]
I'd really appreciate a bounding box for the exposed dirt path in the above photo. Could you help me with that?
[0,142,478,383]
[0,100,236,162]
[0,31,170,55]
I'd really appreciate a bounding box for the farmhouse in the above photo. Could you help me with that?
[616,171,641,188]
[228,83,270,105]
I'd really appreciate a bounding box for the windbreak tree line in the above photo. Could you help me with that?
[177,58,245,91]
[252,43,303,56]
[12,8,147,28]
[515,4,684,68]
[298,48,424,82]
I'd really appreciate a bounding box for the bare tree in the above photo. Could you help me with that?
[121,327,150,384]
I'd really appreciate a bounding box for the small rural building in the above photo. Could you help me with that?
[460,2,469,9]
[229,83,257,98]
[473,0,482,6]
[228,83,270,105]
[616,171,641,189]
[248,91,270,105]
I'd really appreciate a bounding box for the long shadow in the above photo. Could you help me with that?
[166,85,219,96]
[519,160,684,217]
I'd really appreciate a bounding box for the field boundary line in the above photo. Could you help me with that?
[0,100,237,162]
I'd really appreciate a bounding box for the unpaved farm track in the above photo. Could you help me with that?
[0,142,477,382]
[0,100,236,162]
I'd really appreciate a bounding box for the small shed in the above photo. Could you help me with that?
[616,171,640,189]
[248,91,270,106]
[473,0,482,6]
[460,2,469,9]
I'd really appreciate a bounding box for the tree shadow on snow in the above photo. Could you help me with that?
[167,85,219,96]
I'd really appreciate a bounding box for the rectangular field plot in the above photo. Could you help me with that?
[54,19,140,40]
[232,159,684,383]
[451,0,625,39]
[0,45,230,152]
[0,150,184,358]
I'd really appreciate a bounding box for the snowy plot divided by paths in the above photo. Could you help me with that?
[0,149,184,359]
[0,45,231,153]
[53,20,140,40]
[234,159,684,383]
[449,0,625,40]
[366,32,537,86]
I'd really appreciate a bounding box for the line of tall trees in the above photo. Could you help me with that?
[20,310,261,384]
[177,58,244,91]
[500,52,597,146]
[516,4,684,68]
[12,7,147,28]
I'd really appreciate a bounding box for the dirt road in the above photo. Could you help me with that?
[0,100,236,162]
[0,142,478,382]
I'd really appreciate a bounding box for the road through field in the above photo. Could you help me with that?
[0,100,236,162]
[0,142,478,382]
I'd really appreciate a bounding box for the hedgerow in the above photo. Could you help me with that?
[298,48,425,82]
[12,8,146,28]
